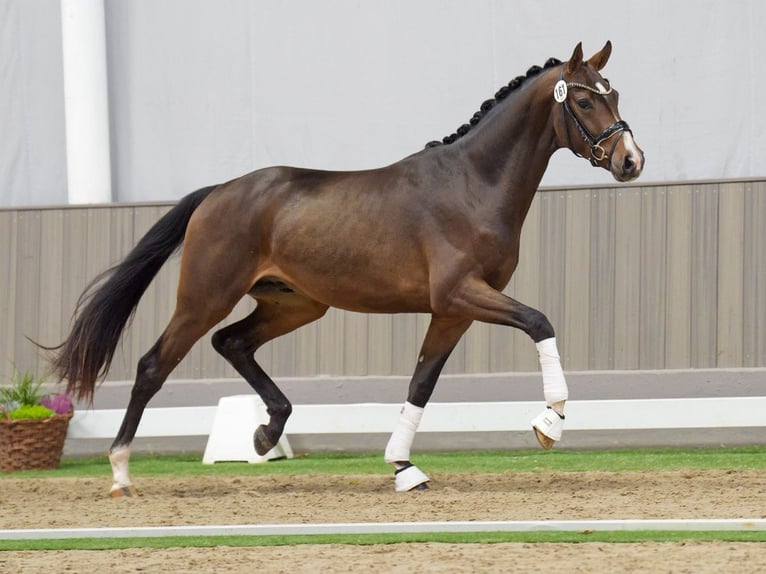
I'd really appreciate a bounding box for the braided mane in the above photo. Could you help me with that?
[425,57,562,148]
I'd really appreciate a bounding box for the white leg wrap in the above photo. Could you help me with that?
[109,446,132,490]
[536,337,568,406]
[384,402,424,464]
[533,337,567,445]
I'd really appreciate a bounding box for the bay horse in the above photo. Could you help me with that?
[48,41,643,495]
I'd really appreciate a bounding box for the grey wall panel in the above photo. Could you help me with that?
[588,189,616,369]
[743,181,766,367]
[612,187,642,369]
[2,179,765,387]
[690,184,719,368]
[717,182,746,367]
[664,185,693,368]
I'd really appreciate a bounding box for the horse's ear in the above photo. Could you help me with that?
[587,40,612,71]
[566,42,584,75]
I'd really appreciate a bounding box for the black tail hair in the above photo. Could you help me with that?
[46,185,217,402]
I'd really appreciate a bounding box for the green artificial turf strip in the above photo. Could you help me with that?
[2,530,766,552]
[2,445,766,480]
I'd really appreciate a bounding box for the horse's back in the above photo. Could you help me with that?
[184,163,437,313]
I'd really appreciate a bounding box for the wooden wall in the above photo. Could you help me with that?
[2,179,764,385]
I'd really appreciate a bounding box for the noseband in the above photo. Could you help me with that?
[554,71,631,166]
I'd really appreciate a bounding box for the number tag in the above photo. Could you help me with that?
[553,80,568,103]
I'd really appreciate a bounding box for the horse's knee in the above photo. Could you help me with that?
[525,309,555,342]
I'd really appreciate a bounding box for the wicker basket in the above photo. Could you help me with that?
[0,412,73,472]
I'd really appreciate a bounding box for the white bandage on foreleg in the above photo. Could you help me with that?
[384,402,424,464]
[536,337,568,405]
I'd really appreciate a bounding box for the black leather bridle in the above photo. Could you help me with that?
[557,70,631,166]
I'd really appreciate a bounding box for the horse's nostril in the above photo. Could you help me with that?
[623,155,636,172]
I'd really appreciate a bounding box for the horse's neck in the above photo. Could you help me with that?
[459,77,558,224]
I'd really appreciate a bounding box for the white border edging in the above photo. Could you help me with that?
[67,397,766,440]
[2,519,765,540]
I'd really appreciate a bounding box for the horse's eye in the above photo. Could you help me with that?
[577,99,592,110]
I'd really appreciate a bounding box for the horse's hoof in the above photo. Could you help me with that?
[394,463,430,492]
[531,407,564,450]
[534,427,556,450]
[109,484,139,498]
[253,424,275,456]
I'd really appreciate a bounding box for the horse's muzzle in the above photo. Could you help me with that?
[610,133,644,182]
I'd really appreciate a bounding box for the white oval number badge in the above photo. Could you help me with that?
[553,80,568,103]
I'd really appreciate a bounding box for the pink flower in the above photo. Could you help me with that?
[40,394,73,415]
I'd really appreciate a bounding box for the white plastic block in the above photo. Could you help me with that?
[202,395,293,464]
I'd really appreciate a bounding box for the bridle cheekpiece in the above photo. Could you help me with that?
[554,68,631,166]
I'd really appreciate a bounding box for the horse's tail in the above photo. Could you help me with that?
[47,185,217,402]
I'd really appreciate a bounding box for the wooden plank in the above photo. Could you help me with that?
[716,182,745,367]
[366,314,393,375]
[563,189,591,370]
[613,187,642,368]
[639,185,667,369]
[538,190,567,361]
[289,316,318,377]
[588,188,615,369]
[664,185,692,368]
[463,320,491,374]
[15,211,41,373]
[690,184,719,368]
[317,307,345,375]
[0,211,18,382]
[4,180,766,387]
[343,312,369,375]
[262,316,291,377]
[743,181,766,367]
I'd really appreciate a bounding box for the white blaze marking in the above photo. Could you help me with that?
[622,132,642,167]
[596,82,607,94]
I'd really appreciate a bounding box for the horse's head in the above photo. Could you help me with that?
[553,41,644,182]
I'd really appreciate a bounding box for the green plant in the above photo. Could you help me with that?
[9,404,54,420]
[0,369,72,421]
[0,370,46,407]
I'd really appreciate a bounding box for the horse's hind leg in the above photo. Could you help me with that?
[385,316,472,492]
[107,301,236,496]
[108,229,258,497]
[212,287,328,455]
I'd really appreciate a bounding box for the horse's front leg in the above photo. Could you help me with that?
[448,276,568,449]
[385,317,471,492]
